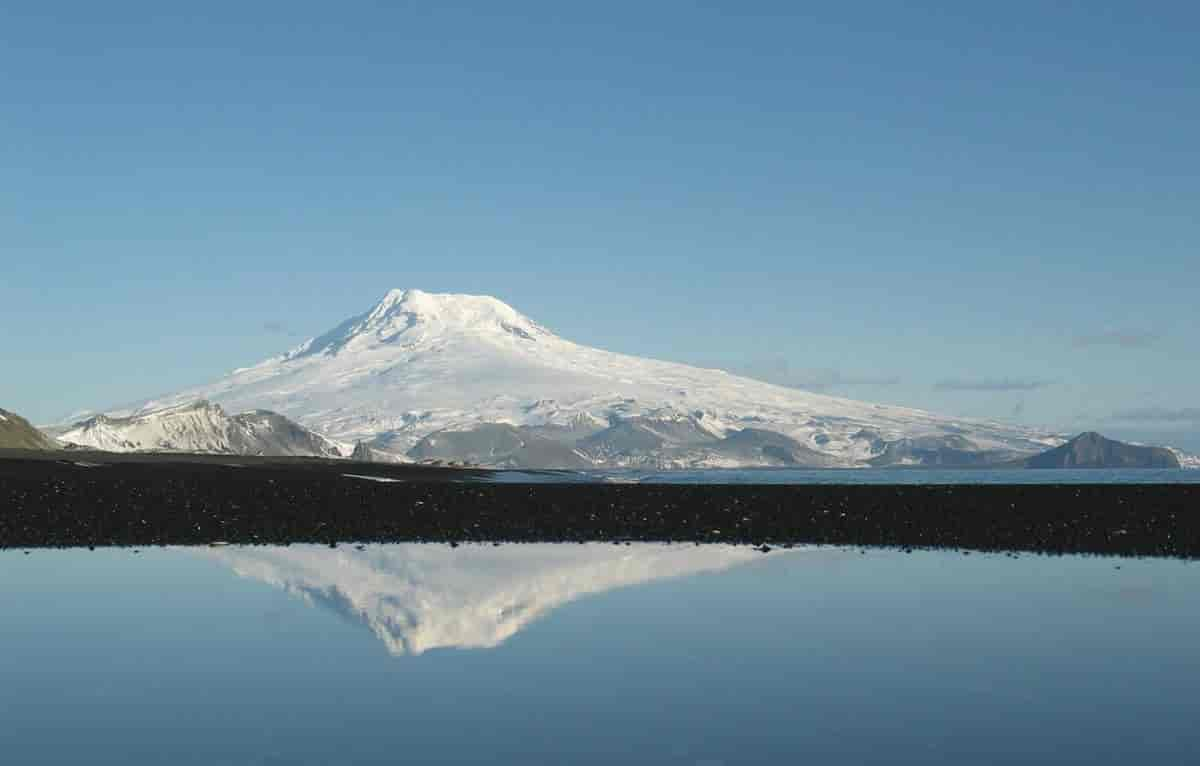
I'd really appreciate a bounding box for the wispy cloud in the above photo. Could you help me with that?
[1072,330,1159,349]
[934,378,1053,392]
[1109,407,1200,423]
[733,360,900,392]
[263,321,299,336]
[789,372,902,392]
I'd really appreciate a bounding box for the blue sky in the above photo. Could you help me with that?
[3,2,1197,449]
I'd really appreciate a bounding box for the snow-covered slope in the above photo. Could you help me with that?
[210,543,774,655]
[54,400,344,457]
[78,289,1062,466]
[1167,447,1200,469]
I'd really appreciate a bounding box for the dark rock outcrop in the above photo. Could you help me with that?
[1024,432,1180,469]
[228,410,345,458]
[351,441,408,463]
[408,423,592,469]
[0,408,56,450]
[709,428,841,467]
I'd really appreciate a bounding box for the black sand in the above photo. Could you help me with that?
[2,451,1197,557]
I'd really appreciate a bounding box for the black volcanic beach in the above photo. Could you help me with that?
[1,451,1197,558]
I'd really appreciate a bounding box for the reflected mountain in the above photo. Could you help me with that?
[210,543,780,655]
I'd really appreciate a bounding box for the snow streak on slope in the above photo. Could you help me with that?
[55,400,345,457]
[95,289,1060,465]
[210,543,770,655]
[1168,448,1200,469]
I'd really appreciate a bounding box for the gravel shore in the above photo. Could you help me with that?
[2,452,1197,557]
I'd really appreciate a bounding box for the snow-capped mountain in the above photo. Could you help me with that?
[53,400,344,457]
[77,289,1063,467]
[210,543,776,655]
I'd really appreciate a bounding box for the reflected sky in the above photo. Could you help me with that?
[2,544,1199,765]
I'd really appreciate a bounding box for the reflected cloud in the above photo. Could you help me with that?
[1072,330,1158,349]
[1109,407,1200,424]
[933,378,1053,392]
[210,543,783,655]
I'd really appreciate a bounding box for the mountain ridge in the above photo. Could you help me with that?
[53,400,344,457]
[0,407,57,450]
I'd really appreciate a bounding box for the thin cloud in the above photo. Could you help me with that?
[263,321,299,336]
[790,372,902,392]
[934,378,1053,392]
[1109,407,1200,423]
[1072,331,1159,349]
[734,360,900,392]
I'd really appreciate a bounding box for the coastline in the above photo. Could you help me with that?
[2,451,1197,557]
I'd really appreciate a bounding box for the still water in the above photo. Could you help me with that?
[2,543,1198,764]
[504,467,1200,484]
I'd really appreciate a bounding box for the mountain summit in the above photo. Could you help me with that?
[284,289,551,361]
[82,289,1062,467]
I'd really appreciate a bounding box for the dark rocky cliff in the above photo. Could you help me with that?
[1025,432,1179,469]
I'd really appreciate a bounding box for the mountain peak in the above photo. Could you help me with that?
[372,287,427,313]
[284,289,551,361]
[370,288,523,323]
[1024,431,1180,469]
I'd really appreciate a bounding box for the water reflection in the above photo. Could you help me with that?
[5,545,1200,764]
[210,543,780,655]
